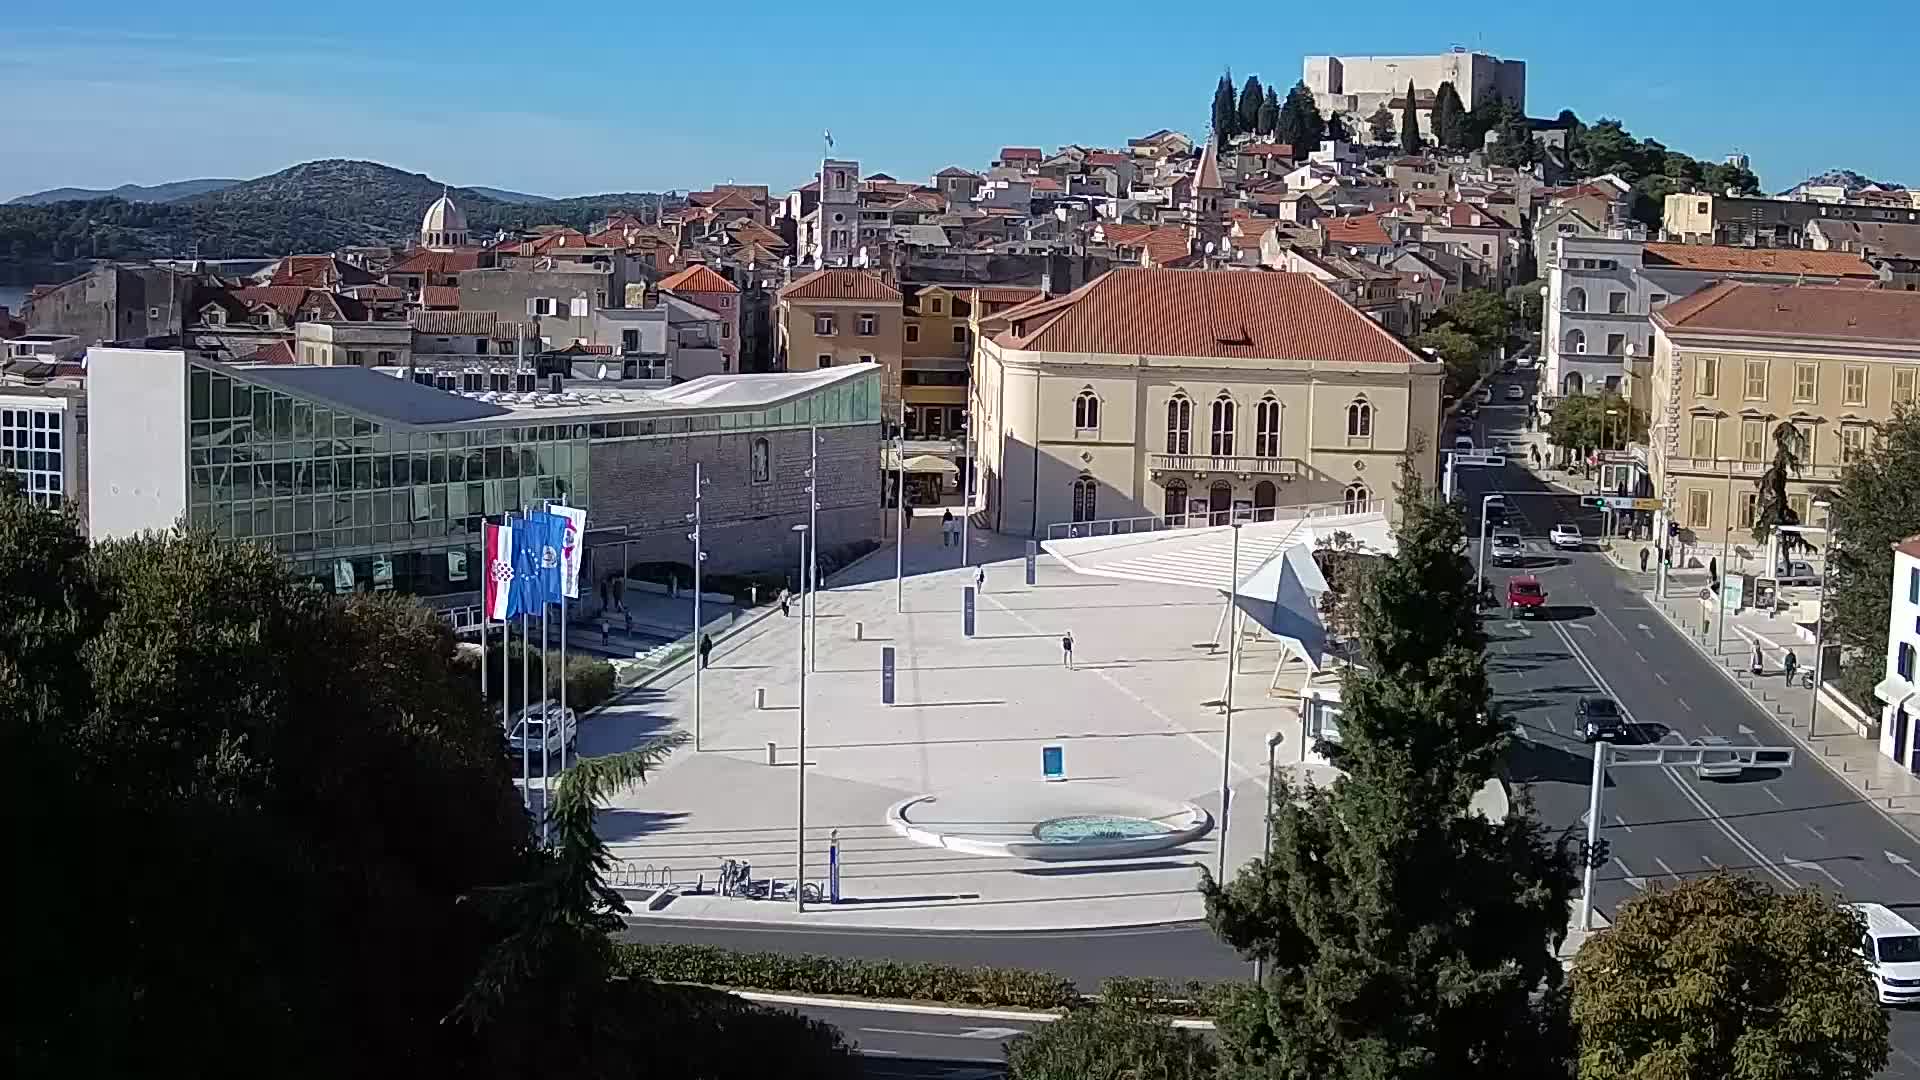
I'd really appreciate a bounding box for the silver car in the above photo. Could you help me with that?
[1691,735,1744,780]
[507,704,578,756]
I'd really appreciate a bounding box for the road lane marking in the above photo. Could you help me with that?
[1614,857,1646,891]
[1676,697,1692,711]
[1703,855,1722,869]
[1549,620,1799,891]
[1763,786,1784,805]
[1612,813,1632,833]
[1637,623,1654,637]
[860,1026,1029,1040]
[1783,856,1847,891]
[1654,672,1668,684]
[1888,851,1920,880]
[1653,857,1682,882]
[1633,649,1648,662]
[1806,823,1826,840]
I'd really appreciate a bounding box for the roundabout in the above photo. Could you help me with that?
[887,783,1214,861]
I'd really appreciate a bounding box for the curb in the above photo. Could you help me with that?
[1642,590,1920,840]
[622,910,1218,934]
[730,990,1217,1030]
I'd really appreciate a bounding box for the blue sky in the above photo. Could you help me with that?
[4,1,1912,202]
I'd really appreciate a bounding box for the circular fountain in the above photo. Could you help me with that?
[887,783,1212,861]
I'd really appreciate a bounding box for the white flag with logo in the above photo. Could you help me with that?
[551,504,587,600]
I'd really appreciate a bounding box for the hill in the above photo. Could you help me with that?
[465,186,554,205]
[0,159,676,265]
[8,178,240,206]
[1778,169,1907,198]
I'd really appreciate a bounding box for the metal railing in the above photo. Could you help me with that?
[1665,456,1846,481]
[1148,453,1302,476]
[1043,497,1387,540]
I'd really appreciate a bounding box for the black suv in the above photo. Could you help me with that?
[1577,696,1626,742]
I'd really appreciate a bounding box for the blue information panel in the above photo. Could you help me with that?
[1042,744,1064,781]
[881,646,895,704]
[1026,541,1038,585]
[963,586,976,637]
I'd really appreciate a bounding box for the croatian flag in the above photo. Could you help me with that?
[483,519,515,620]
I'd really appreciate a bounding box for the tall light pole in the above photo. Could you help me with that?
[808,425,820,672]
[688,463,708,749]
[961,394,973,567]
[1218,521,1243,879]
[1254,727,1283,986]
[791,522,810,911]
[1474,494,1498,606]
[1781,511,1833,730]
[1578,741,1606,931]
[895,402,906,613]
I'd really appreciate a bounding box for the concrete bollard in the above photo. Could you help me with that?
[766,741,777,765]
[855,620,864,641]
[755,687,766,710]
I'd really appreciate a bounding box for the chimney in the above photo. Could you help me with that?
[1040,267,1053,296]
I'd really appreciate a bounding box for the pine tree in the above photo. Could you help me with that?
[1213,72,1238,140]
[1432,81,1467,151]
[1325,111,1349,143]
[1489,103,1543,170]
[1277,81,1325,154]
[1258,87,1281,138]
[1238,75,1265,139]
[1203,466,1577,1080]
[1367,106,1396,145]
[1399,80,1422,155]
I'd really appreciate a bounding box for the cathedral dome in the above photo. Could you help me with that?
[420,192,469,250]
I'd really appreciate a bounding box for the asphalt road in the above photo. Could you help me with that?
[1466,369,1920,1078]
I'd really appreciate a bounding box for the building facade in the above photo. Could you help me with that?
[0,379,86,524]
[1647,284,1920,551]
[86,349,883,626]
[1303,50,1525,118]
[1876,537,1920,771]
[1661,193,1827,248]
[775,269,904,410]
[974,269,1443,537]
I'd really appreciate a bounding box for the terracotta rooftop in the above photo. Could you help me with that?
[388,249,484,276]
[659,264,740,294]
[268,254,378,288]
[1087,151,1128,167]
[975,285,1044,305]
[1655,282,1920,342]
[998,147,1043,161]
[1235,142,1295,158]
[990,268,1425,364]
[420,285,461,308]
[412,310,498,336]
[248,340,298,365]
[1097,223,1192,266]
[778,268,902,303]
[1324,213,1393,246]
[1641,243,1880,279]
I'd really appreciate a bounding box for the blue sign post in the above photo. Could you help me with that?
[828,829,842,904]
[881,646,895,705]
[1025,541,1038,586]
[1042,744,1064,781]
[963,586,976,637]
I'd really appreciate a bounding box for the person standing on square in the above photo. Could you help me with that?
[1061,630,1074,669]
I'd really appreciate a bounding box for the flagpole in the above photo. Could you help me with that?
[809,424,819,673]
[691,463,705,751]
[500,518,517,808]
[557,585,567,788]
[520,605,530,821]
[540,566,550,846]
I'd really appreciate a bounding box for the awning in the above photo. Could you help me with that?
[1875,676,1917,710]
[881,449,960,475]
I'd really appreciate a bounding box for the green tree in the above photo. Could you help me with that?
[1573,118,1639,178]
[1431,81,1468,150]
[1545,393,1644,471]
[1214,71,1239,139]
[1005,997,1218,1080]
[1367,106,1396,145]
[1507,280,1547,333]
[1276,81,1325,153]
[1399,81,1422,154]
[1203,467,1578,1080]
[1414,326,1481,399]
[1238,75,1265,139]
[1325,111,1349,143]
[1429,287,1512,353]
[1571,874,1887,1080]
[1751,421,1812,560]
[1258,86,1280,138]
[1825,410,1920,703]
[1490,105,1542,169]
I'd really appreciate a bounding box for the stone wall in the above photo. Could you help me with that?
[585,422,881,579]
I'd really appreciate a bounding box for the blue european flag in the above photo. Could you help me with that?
[509,513,548,616]
[530,510,566,605]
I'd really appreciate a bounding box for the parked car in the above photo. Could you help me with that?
[1455,414,1475,434]
[1505,384,1526,401]
[1491,530,1524,566]
[1516,356,1536,370]
[1772,559,1820,586]
[1454,435,1476,452]
[1507,574,1547,616]
[1549,523,1583,549]
[1576,695,1625,742]
[1485,501,1508,528]
[1476,387,1494,404]
[1690,735,1744,780]
[1850,902,1920,1005]
[506,704,578,756]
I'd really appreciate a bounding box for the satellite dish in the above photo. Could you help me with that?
[1205,242,1216,255]
[781,255,792,268]
[856,246,870,267]
[596,363,609,380]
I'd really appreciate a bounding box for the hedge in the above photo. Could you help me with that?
[613,942,1223,1017]
[475,642,617,712]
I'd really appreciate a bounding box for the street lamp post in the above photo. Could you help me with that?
[1218,521,1243,880]
[1254,728,1284,986]
[688,463,708,749]
[1473,494,1498,606]
[961,394,973,568]
[895,402,906,613]
[808,425,820,673]
[791,522,810,911]
[1781,510,1833,732]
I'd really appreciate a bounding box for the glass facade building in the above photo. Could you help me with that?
[184,360,884,604]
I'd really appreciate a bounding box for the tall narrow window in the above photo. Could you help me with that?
[1204,394,1232,456]
[1794,362,1818,403]
[1844,365,1868,406]
[1166,394,1191,455]
[1254,395,1281,458]
[1071,476,1097,522]
[1690,417,1717,459]
[1841,424,1868,463]
[1738,491,1758,529]
[1743,359,1769,401]
[1346,397,1372,438]
[1073,389,1100,433]
[1740,420,1765,461]
[1687,489,1711,529]
[750,437,771,483]
[1163,479,1188,524]
[1694,356,1717,397]
[1897,368,1917,407]
[1344,482,1370,513]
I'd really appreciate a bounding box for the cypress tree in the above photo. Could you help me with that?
[1258,87,1280,138]
[1432,81,1467,151]
[1213,71,1238,139]
[1277,81,1325,153]
[1399,80,1422,154]
[1325,111,1349,143]
[1203,467,1578,1080]
[1238,75,1265,139]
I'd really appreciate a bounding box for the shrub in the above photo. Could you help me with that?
[1005,997,1218,1080]
[474,641,616,714]
[615,943,1079,1010]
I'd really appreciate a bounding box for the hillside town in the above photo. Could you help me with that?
[14,40,1920,1080]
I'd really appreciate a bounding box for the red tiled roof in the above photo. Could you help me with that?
[268,255,377,288]
[1655,282,1920,342]
[389,249,483,275]
[992,268,1425,364]
[1194,139,1223,191]
[1235,142,1295,158]
[232,285,312,314]
[658,264,740,294]
[1087,151,1128,167]
[1641,243,1879,279]
[976,285,1044,305]
[778,268,902,302]
[247,340,298,365]
[412,310,497,335]
[421,285,461,308]
[1031,177,1062,192]
[1097,223,1192,266]
[998,147,1042,161]
[1324,213,1392,246]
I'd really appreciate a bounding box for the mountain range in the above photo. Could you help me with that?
[1776,169,1908,198]
[8,179,242,206]
[0,160,672,267]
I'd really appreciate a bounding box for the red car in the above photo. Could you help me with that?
[1507,575,1547,617]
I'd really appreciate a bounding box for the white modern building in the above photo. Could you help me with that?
[1876,536,1920,772]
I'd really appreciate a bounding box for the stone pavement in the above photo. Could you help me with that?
[1645,584,1920,840]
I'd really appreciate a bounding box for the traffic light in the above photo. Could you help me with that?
[1582,838,1612,869]
[1580,495,1607,509]
[1668,520,1680,538]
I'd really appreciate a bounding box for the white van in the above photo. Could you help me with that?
[1849,902,1920,1004]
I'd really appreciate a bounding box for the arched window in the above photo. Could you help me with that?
[1209,480,1233,526]
[1210,393,1236,456]
[1344,482,1371,513]
[1562,372,1585,395]
[1565,328,1587,355]
[1565,286,1587,313]
[1166,394,1191,454]
[1254,480,1277,522]
[750,437,771,484]
[1074,389,1100,433]
[1163,479,1189,524]
[1071,476,1098,522]
[1254,395,1281,459]
[1346,397,1372,438]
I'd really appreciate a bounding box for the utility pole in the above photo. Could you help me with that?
[1218,521,1243,879]
[688,463,708,749]
[895,401,906,612]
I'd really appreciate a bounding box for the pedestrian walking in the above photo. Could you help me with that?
[1751,641,1765,675]
[975,565,986,592]
[1061,630,1074,669]
[699,634,713,668]
[1639,546,1649,573]
[942,508,955,547]
[1783,650,1799,684]
[623,609,632,635]
[780,592,791,618]
[599,617,610,646]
